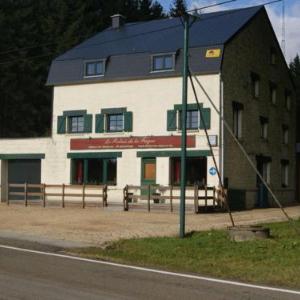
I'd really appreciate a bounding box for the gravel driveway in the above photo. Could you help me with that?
[0,203,299,248]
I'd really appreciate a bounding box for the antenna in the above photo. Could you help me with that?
[281,0,286,57]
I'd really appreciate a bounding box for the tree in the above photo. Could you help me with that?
[0,0,165,138]
[170,0,187,17]
[289,54,300,141]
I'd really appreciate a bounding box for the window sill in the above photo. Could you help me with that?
[65,132,86,136]
[83,74,104,79]
[102,131,127,136]
[177,129,200,133]
[150,69,175,74]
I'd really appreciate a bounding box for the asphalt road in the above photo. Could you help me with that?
[0,243,299,300]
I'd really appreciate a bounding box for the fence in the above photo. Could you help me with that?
[123,184,227,213]
[7,183,108,208]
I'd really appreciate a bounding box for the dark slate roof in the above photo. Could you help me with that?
[47,5,263,86]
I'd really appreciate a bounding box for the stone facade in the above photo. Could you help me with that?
[222,10,296,207]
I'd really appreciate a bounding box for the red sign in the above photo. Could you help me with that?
[71,136,195,150]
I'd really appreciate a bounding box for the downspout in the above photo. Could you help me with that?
[220,74,224,185]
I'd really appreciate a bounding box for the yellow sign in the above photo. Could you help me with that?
[205,49,221,58]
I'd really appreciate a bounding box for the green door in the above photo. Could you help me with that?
[141,158,156,196]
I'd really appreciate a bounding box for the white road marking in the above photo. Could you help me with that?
[0,244,299,296]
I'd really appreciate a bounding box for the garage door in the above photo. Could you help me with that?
[8,159,41,184]
[8,159,41,200]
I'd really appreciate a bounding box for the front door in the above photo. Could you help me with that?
[141,158,156,196]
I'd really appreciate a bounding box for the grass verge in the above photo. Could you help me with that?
[69,219,300,288]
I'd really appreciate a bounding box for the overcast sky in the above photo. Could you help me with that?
[159,0,299,63]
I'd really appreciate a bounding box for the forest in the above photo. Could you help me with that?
[0,0,298,138]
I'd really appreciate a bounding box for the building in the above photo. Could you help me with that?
[0,6,296,208]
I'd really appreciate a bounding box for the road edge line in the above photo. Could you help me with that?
[0,243,299,295]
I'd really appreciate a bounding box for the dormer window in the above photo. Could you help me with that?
[152,54,175,72]
[85,60,105,77]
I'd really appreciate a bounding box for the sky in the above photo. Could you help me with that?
[159,0,300,63]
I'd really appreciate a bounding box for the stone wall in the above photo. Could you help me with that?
[222,9,296,208]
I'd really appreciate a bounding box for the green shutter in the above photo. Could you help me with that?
[167,110,177,131]
[84,114,93,133]
[57,116,66,134]
[95,114,105,133]
[124,111,133,132]
[200,108,211,129]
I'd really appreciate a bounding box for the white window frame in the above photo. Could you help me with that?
[263,162,271,184]
[151,53,176,73]
[281,162,289,187]
[233,107,243,139]
[286,94,291,111]
[84,59,106,78]
[283,127,289,145]
[271,87,277,105]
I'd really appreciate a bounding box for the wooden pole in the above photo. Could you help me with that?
[194,184,198,214]
[104,185,108,207]
[147,184,151,212]
[43,184,46,208]
[213,186,216,208]
[62,184,65,208]
[7,183,10,206]
[24,182,28,207]
[82,184,86,208]
[170,185,173,213]
[205,184,208,212]
[123,185,129,211]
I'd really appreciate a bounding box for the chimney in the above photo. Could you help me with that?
[111,14,125,29]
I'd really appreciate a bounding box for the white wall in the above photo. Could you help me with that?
[0,75,221,201]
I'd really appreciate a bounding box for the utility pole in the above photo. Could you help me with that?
[179,13,189,238]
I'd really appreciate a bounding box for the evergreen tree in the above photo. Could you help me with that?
[289,54,300,141]
[170,0,187,17]
[0,0,165,138]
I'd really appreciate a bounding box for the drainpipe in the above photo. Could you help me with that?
[220,74,224,186]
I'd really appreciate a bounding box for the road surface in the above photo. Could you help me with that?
[0,241,299,300]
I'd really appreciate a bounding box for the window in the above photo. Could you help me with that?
[270,47,276,65]
[282,125,289,145]
[69,116,84,133]
[260,117,268,140]
[256,156,271,186]
[251,73,260,98]
[72,158,117,185]
[152,54,174,72]
[285,91,291,111]
[167,104,211,131]
[262,162,271,184]
[281,160,289,187]
[57,110,92,134]
[96,108,133,133]
[179,110,199,130]
[170,157,207,186]
[269,83,277,105]
[232,102,243,139]
[85,60,105,77]
[107,114,124,132]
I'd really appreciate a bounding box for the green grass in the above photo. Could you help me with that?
[69,220,300,289]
